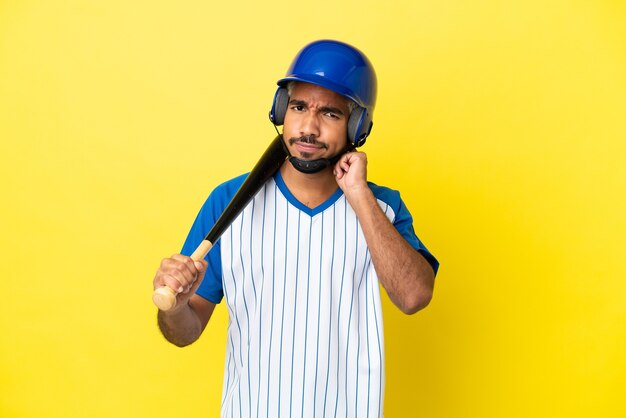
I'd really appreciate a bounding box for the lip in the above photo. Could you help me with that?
[295,142,324,154]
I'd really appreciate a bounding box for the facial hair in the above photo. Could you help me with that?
[287,135,329,159]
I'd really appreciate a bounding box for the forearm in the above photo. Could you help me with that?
[348,188,435,314]
[157,303,204,347]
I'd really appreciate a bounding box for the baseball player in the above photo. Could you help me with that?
[153,39,439,418]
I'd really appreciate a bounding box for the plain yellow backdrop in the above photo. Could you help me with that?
[1,1,624,417]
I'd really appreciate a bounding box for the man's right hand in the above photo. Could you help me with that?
[153,254,208,311]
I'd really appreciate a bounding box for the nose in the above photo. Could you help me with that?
[300,111,320,137]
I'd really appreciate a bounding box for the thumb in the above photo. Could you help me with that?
[190,260,208,292]
[193,259,209,282]
[194,260,208,275]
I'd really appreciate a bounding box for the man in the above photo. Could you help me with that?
[153,40,439,417]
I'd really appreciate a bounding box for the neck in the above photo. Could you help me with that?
[279,162,339,208]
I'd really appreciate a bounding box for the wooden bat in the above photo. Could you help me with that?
[152,135,288,311]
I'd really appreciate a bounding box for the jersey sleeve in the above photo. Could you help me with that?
[180,174,249,303]
[370,183,440,276]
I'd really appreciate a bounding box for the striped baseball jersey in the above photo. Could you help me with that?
[181,170,439,418]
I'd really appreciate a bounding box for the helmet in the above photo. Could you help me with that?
[269,40,377,147]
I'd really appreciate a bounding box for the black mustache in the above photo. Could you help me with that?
[288,135,328,149]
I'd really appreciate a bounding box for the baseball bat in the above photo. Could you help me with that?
[152,135,288,311]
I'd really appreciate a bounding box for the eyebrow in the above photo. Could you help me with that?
[289,99,346,116]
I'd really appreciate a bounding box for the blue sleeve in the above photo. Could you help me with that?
[369,183,440,276]
[180,174,249,303]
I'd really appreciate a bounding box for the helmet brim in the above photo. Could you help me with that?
[277,74,366,109]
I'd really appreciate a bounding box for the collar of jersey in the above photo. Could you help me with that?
[274,170,344,217]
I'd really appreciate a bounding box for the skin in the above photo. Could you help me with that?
[154,82,435,346]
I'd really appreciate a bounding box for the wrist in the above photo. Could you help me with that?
[161,299,191,316]
[344,184,375,207]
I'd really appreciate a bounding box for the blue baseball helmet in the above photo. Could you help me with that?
[270,40,377,147]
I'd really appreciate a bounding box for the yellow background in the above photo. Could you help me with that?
[1,1,624,417]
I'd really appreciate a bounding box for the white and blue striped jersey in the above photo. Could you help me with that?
[181,171,439,418]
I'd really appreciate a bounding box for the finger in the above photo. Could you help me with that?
[334,163,345,179]
[158,272,186,294]
[159,258,195,281]
[335,155,349,171]
[166,272,195,294]
[170,254,200,278]
[158,259,196,290]
[194,259,208,273]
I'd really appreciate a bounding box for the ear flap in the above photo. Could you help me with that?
[269,87,289,125]
[348,106,372,146]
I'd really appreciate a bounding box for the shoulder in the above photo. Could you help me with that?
[367,182,405,212]
[211,173,249,198]
[367,182,401,202]
[193,173,250,222]
[204,173,249,206]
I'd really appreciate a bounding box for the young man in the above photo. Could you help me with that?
[153,40,439,418]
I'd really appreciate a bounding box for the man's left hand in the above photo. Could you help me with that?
[334,151,371,201]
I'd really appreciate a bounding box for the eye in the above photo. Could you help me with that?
[290,105,306,112]
[324,111,340,119]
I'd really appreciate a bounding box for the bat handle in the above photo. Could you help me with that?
[152,240,213,311]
